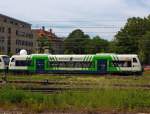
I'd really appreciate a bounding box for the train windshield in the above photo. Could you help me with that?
[2,56,10,65]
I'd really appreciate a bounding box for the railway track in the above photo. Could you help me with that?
[1,79,150,93]
[23,87,91,93]
[0,80,98,85]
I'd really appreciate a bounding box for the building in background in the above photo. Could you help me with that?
[32,27,64,54]
[0,14,36,55]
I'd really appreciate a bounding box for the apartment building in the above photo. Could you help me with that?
[0,14,36,55]
[32,27,64,54]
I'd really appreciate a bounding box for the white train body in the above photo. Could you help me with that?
[116,54,142,73]
[9,54,143,75]
[0,55,10,70]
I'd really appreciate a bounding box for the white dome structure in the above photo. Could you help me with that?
[19,49,28,55]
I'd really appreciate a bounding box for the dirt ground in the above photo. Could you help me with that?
[0,108,149,114]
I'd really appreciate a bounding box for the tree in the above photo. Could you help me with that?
[139,31,150,64]
[64,29,90,54]
[86,36,109,54]
[37,36,52,53]
[114,16,150,54]
[108,40,116,53]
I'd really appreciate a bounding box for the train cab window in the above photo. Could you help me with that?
[2,56,10,65]
[133,58,137,63]
[11,58,15,62]
[0,59,1,62]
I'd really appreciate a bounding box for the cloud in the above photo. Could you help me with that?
[0,0,150,40]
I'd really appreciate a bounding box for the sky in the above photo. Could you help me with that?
[0,0,150,40]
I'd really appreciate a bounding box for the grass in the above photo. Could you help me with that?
[0,71,149,113]
[0,86,150,113]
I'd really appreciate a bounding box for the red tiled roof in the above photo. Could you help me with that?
[33,29,58,40]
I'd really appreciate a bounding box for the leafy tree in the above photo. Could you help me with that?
[139,31,150,64]
[64,29,90,54]
[114,16,150,54]
[37,36,52,53]
[108,40,116,53]
[86,36,109,54]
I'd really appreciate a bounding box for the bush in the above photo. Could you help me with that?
[0,86,25,103]
[0,86,150,112]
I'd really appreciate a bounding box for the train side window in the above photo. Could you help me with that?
[0,59,2,62]
[16,60,28,66]
[48,61,92,68]
[111,61,131,67]
[74,62,81,68]
[27,60,32,66]
[125,61,131,67]
[133,58,137,63]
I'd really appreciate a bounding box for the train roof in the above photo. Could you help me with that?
[11,55,29,58]
[10,54,138,58]
[117,54,138,57]
[0,55,9,57]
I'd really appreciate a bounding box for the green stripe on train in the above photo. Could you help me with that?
[26,54,120,73]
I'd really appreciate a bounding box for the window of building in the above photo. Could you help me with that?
[16,40,18,45]
[8,28,11,34]
[8,40,11,45]
[2,47,5,51]
[22,41,25,45]
[16,30,18,35]
[4,18,7,22]
[16,30,25,36]
[2,27,5,33]
[8,36,11,45]
[16,40,22,45]
[0,27,5,33]
[1,37,4,43]
[8,36,11,40]
[20,24,25,28]
[10,21,13,24]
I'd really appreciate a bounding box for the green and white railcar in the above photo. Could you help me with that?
[9,53,143,75]
[0,55,10,71]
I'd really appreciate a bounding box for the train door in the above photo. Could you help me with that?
[97,60,107,74]
[36,59,45,73]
